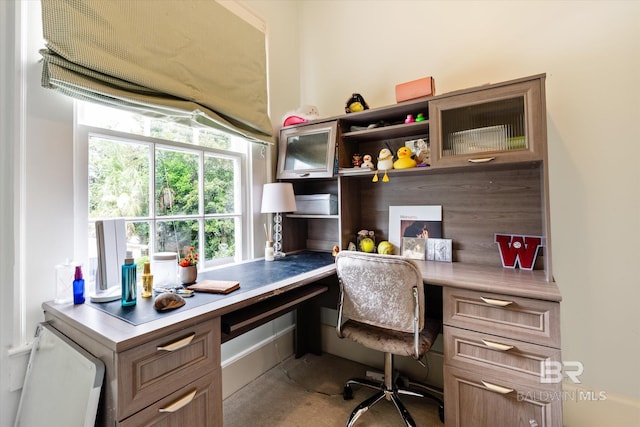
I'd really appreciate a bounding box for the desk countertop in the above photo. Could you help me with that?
[42,252,560,352]
[43,252,337,352]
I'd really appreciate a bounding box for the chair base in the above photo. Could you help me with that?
[342,354,444,426]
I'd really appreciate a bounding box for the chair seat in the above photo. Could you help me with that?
[341,317,441,358]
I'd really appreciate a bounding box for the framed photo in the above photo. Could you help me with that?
[389,205,442,252]
[402,237,426,260]
[427,238,452,262]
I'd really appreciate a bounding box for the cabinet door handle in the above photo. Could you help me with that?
[468,157,496,163]
[481,380,514,395]
[482,339,514,351]
[157,333,195,352]
[158,389,197,413]
[480,296,513,307]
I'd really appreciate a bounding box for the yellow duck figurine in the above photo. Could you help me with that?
[374,148,394,182]
[393,146,417,169]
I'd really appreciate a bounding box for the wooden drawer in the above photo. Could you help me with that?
[119,370,222,427]
[444,365,562,427]
[117,318,220,420]
[444,325,561,386]
[444,287,560,348]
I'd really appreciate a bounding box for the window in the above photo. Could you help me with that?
[76,102,249,280]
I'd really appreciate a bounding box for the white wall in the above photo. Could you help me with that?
[296,0,640,424]
[3,1,638,425]
[0,1,304,425]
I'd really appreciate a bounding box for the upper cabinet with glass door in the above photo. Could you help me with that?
[429,75,546,168]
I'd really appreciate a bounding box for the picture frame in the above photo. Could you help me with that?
[427,238,453,262]
[389,205,442,252]
[402,237,426,260]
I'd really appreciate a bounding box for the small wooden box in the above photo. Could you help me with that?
[395,76,435,103]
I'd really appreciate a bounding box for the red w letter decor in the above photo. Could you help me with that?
[494,234,544,270]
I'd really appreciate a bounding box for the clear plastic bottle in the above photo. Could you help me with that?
[73,265,85,304]
[121,251,137,307]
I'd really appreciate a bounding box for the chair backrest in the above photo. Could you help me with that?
[335,251,425,333]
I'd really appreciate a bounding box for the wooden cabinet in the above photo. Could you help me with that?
[45,314,223,426]
[445,365,562,427]
[278,74,560,425]
[443,287,562,427]
[429,78,546,168]
[117,319,221,421]
[280,74,551,275]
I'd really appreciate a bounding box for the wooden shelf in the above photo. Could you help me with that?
[342,120,429,142]
[287,214,339,219]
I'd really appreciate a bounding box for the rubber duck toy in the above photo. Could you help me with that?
[404,114,415,124]
[361,154,375,169]
[345,93,369,114]
[415,112,426,122]
[373,148,394,182]
[393,146,417,169]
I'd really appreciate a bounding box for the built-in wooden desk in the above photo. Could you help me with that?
[43,253,562,427]
[42,251,336,427]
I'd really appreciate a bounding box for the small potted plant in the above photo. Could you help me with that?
[178,246,198,285]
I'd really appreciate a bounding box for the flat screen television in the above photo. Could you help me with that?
[276,120,337,179]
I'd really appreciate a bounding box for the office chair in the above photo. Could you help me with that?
[335,251,444,426]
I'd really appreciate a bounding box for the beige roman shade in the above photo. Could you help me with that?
[40,0,272,144]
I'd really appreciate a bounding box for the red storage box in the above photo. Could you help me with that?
[395,76,435,103]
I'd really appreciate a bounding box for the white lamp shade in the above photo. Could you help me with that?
[261,182,297,213]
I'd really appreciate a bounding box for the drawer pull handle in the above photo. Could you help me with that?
[480,296,513,307]
[482,339,514,351]
[481,381,514,395]
[157,333,195,352]
[158,389,197,413]
[468,157,496,163]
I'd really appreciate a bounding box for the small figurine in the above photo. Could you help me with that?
[345,93,369,113]
[404,114,415,124]
[415,112,426,122]
[352,153,363,167]
[361,154,375,169]
[374,148,394,182]
[393,146,417,169]
[414,138,430,166]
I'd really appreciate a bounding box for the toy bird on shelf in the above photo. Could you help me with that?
[374,148,394,182]
[361,154,375,169]
[393,146,417,169]
[345,93,369,114]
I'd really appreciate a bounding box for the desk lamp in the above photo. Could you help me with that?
[261,183,297,258]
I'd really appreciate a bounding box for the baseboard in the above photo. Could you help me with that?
[562,382,640,426]
[221,326,294,399]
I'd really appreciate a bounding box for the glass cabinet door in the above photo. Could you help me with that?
[429,77,545,167]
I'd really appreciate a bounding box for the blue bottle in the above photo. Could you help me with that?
[121,251,137,307]
[73,265,85,304]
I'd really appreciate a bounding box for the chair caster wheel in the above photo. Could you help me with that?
[343,385,353,400]
[438,405,445,423]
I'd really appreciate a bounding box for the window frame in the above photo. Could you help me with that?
[74,105,252,277]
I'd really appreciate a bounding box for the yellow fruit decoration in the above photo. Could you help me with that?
[359,237,375,253]
[377,241,393,255]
